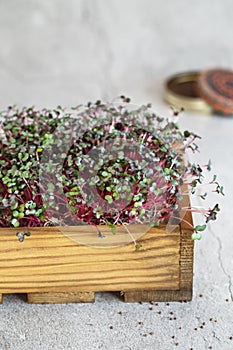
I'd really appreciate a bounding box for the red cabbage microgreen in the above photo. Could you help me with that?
[0,98,223,248]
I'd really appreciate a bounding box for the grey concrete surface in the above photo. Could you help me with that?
[0,1,233,349]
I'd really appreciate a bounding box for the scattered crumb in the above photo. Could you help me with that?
[138,321,143,325]
[226,299,229,302]
[175,342,179,346]
[157,311,162,314]
[150,301,155,305]
[199,294,203,298]
[142,334,147,337]
[229,336,232,340]
[109,326,113,329]
[194,328,198,331]
[118,311,122,315]
[178,327,182,330]
[171,336,175,339]
[166,303,170,306]
[149,307,153,311]
[209,318,213,321]
[149,331,154,335]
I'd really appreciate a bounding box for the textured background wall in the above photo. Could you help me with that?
[0,0,232,109]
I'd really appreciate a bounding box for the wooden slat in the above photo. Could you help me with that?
[123,289,192,302]
[0,225,180,294]
[27,292,95,304]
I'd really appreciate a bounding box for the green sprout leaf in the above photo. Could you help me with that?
[220,186,224,196]
[11,218,20,227]
[106,221,116,234]
[184,130,191,138]
[13,210,19,218]
[105,195,113,204]
[135,243,142,251]
[192,232,202,240]
[207,159,212,171]
[195,224,206,232]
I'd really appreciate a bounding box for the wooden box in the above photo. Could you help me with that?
[0,197,194,304]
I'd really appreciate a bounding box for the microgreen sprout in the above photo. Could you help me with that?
[0,99,223,246]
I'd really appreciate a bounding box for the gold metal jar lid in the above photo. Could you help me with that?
[164,71,213,114]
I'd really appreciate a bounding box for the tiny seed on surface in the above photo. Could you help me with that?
[171,336,175,339]
[149,307,153,310]
[199,294,203,298]
[149,331,154,335]
[109,326,113,329]
[229,336,232,340]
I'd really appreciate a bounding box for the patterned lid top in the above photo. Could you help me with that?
[198,69,233,115]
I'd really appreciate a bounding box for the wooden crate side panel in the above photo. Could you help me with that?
[0,226,180,294]
[123,221,194,302]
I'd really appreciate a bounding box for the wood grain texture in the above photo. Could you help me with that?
[123,186,194,302]
[0,225,180,294]
[0,184,194,303]
[123,226,194,302]
[27,292,95,304]
[0,294,2,304]
[123,289,192,302]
